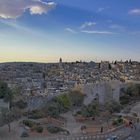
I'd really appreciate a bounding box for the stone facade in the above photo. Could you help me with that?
[79,80,122,105]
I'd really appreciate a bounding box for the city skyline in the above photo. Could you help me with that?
[0,0,140,62]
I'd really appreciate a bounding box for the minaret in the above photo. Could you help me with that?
[59,57,62,68]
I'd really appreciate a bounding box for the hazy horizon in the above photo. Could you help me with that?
[0,58,139,64]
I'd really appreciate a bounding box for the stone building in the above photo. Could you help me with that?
[76,80,122,105]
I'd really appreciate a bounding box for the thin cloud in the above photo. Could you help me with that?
[0,0,56,19]
[129,8,140,15]
[65,28,77,34]
[81,30,118,35]
[97,7,109,13]
[80,22,97,29]
[97,8,106,12]
[0,19,48,38]
[109,24,125,31]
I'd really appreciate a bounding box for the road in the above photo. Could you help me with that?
[61,111,85,134]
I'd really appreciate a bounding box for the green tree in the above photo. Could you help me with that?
[56,94,71,109]
[120,84,140,105]
[46,102,60,118]
[14,100,27,109]
[126,84,140,97]
[0,108,15,132]
[0,81,10,98]
[0,81,14,108]
[69,90,84,107]
[79,101,99,117]
[105,101,122,113]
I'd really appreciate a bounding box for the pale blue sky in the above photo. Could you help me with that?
[0,0,140,62]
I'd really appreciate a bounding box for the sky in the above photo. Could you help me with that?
[0,0,140,63]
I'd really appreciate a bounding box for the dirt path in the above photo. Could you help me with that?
[61,111,85,134]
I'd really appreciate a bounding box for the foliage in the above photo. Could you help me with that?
[47,124,68,134]
[120,94,130,105]
[29,110,44,119]
[56,94,71,109]
[75,110,82,116]
[36,126,44,133]
[68,90,84,107]
[0,81,14,103]
[120,84,140,105]
[11,86,21,99]
[126,84,139,96]
[0,81,9,98]
[112,116,123,126]
[76,101,99,117]
[105,102,122,113]
[45,102,60,118]
[132,112,138,117]
[11,107,22,119]
[47,125,62,133]
[22,120,36,128]
[43,90,85,118]
[20,131,29,137]
[0,108,15,132]
[14,100,27,109]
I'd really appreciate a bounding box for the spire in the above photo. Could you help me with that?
[59,57,62,63]
[59,57,63,68]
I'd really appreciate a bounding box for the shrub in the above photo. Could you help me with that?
[75,111,81,116]
[79,101,99,117]
[29,110,44,119]
[69,90,84,107]
[47,125,62,133]
[120,84,140,105]
[120,95,130,105]
[105,102,122,113]
[132,112,138,117]
[36,126,43,133]
[20,131,29,137]
[112,119,118,126]
[45,102,60,118]
[23,120,35,128]
[15,100,27,109]
[112,117,123,126]
[56,94,71,109]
